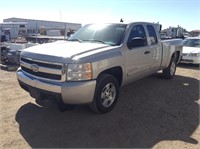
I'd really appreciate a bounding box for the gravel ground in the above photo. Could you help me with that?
[0,64,199,148]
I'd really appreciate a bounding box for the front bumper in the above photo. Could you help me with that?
[181,56,200,64]
[17,69,96,104]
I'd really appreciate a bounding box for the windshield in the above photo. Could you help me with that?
[68,24,127,46]
[183,39,200,48]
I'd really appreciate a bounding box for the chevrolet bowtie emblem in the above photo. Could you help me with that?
[30,64,39,72]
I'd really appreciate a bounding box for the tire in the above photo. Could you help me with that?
[89,74,119,113]
[163,55,177,79]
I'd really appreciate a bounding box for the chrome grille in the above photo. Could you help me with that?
[20,57,65,82]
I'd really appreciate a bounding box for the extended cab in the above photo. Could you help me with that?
[17,22,183,113]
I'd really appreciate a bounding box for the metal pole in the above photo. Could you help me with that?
[36,21,38,43]
[64,23,67,39]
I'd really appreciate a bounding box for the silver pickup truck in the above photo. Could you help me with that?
[17,22,183,113]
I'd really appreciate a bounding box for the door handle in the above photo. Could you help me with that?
[144,51,150,54]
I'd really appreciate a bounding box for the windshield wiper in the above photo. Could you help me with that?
[82,39,106,44]
[68,38,82,42]
[69,39,113,46]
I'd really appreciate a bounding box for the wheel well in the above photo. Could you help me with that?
[173,51,180,64]
[98,66,123,86]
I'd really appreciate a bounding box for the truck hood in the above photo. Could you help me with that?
[22,41,111,59]
[183,46,200,54]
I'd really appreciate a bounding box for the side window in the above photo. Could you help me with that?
[127,25,147,49]
[147,25,157,45]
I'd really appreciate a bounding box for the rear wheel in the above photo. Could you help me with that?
[163,55,177,79]
[89,74,119,113]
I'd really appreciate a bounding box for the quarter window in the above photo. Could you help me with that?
[147,25,157,45]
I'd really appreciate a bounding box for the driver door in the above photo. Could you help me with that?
[125,24,151,81]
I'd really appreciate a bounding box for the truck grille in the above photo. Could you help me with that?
[20,57,65,81]
[21,58,62,69]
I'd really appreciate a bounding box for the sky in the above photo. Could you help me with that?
[0,0,199,31]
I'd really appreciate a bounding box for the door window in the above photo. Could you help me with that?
[127,25,147,49]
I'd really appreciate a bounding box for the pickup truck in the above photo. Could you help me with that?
[16,22,183,113]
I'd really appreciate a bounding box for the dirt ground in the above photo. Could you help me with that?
[0,64,199,148]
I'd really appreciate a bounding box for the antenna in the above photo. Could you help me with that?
[120,18,124,22]
[60,10,62,21]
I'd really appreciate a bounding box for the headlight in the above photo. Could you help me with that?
[67,63,92,81]
[189,53,200,57]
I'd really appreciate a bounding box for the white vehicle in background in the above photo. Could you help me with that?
[181,37,200,64]
[183,33,190,38]
[160,33,167,39]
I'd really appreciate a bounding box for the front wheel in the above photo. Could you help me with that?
[89,74,119,113]
[163,55,177,79]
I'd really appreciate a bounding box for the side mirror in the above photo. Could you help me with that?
[128,37,146,48]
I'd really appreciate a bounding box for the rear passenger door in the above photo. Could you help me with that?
[125,24,151,80]
[146,24,162,72]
